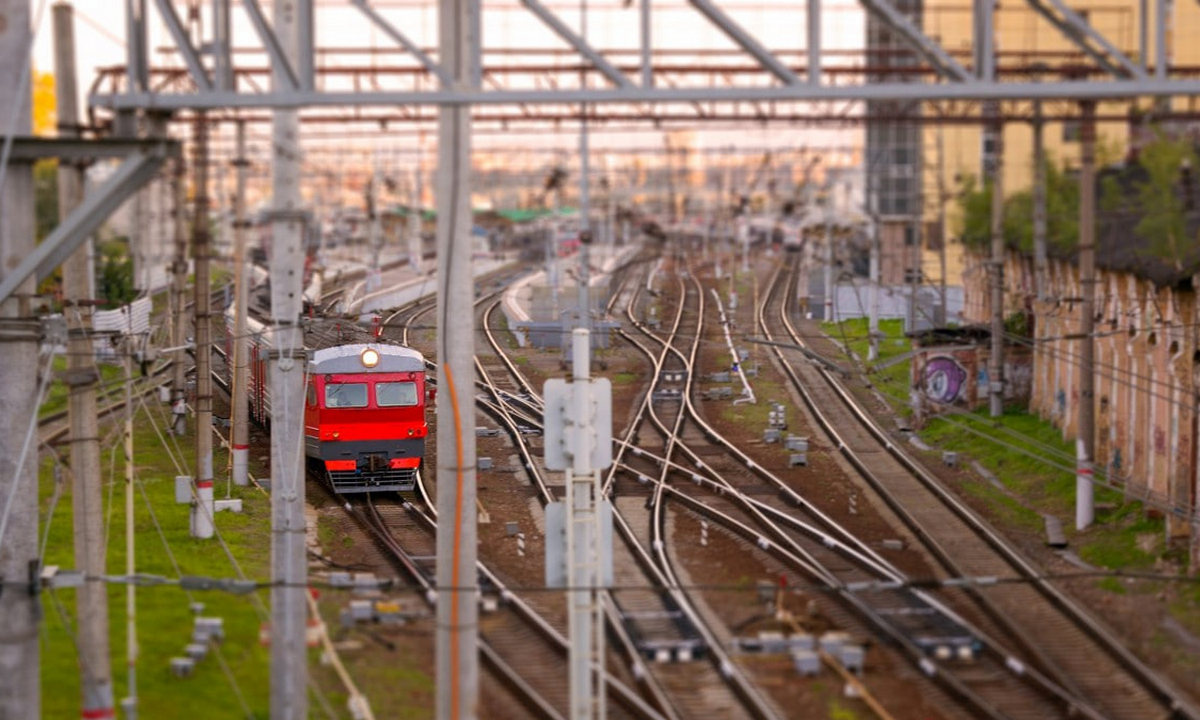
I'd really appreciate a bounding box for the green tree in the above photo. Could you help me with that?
[955,162,1080,253]
[1130,134,1197,269]
[95,237,136,307]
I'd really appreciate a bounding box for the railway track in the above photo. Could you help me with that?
[756,253,1200,719]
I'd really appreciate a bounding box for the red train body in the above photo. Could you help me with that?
[230,311,428,493]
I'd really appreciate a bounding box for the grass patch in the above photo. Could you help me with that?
[38,356,126,419]
[827,699,862,720]
[610,372,640,386]
[39,404,271,717]
[717,376,789,428]
[1078,502,1163,570]
[822,318,914,412]
[1096,577,1128,594]
[921,409,1077,512]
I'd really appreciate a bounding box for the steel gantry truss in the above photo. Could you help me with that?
[95,0,1200,115]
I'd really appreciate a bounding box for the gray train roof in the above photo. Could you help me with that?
[310,343,425,374]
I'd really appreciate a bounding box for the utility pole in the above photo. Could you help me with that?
[192,113,215,539]
[268,1,309,717]
[545,328,612,720]
[409,155,422,275]
[907,220,921,331]
[936,127,949,325]
[0,2,41,716]
[170,149,189,436]
[368,152,382,288]
[54,5,115,717]
[823,186,834,322]
[1076,100,1097,530]
[988,111,1006,418]
[868,179,880,362]
[231,119,250,487]
[122,331,137,720]
[436,0,481,717]
[1032,99,1048,302]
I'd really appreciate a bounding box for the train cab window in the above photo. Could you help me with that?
[325,382,368,408]
[376,381,418,407]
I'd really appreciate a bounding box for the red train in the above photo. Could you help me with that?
[228,310,429,493]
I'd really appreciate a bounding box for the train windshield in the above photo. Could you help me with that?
[325,382,368,408]
[376,381,418,407]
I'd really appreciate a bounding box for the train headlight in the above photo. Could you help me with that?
[360,348,380,368]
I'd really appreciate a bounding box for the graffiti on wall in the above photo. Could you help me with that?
[920,355,969,404]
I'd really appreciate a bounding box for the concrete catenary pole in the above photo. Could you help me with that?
[122,334,137,719]
[1033,99,1048,302]
[192,113,215,538]
[936,127,949,325]
[436,0,480,716]
[823,185,834,322]
[868,188,880,362]
[54,5,115,717]
[231,119,250,486]
[409,156,422,274]
[988,113,1006,418]
[170,150,189,436]
[1076,100,1097,530]
[0,2,41,716]
[268,2,309,717]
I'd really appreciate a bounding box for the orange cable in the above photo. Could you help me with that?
[442,362,466,720]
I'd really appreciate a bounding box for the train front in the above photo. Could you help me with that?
[305,343,428,493]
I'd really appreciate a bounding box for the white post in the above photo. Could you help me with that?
[435,0,480,716]
[567,328,604,719]
[269,1,309,717]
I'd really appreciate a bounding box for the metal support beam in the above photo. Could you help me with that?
[808,0,820,85]
[242,0,300,92]
[213,0,234,91]
[6,136,180,162]
[350,0,451,87]
[1023,0,1146,79]
[640,0,652,88]
[975,0,995,82]
[1156,0,1169,80]
[688,0,800,85]
[860,0,974,82]
[0,148,169,304]
[298,0,315,91]
[126,0,148,92]
[152,0,213,91]
[520,0,631,88]
[91,74,1200,109]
